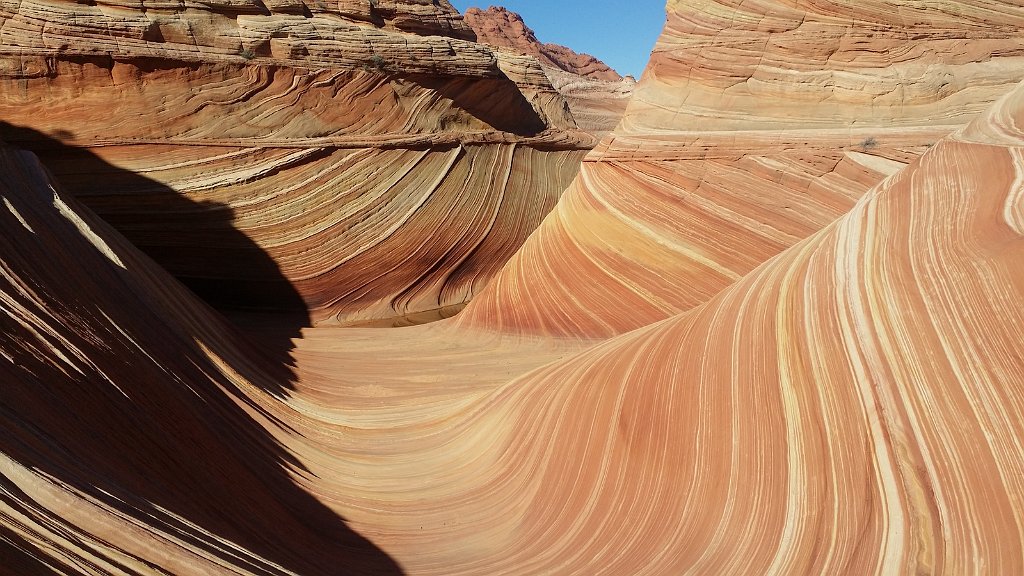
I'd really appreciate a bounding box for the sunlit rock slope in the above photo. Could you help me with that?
[4,1,1024,575]
[355,80,1024,574]
[458,0,1024,338]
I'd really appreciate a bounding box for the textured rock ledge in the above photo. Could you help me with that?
[0,0,612,325]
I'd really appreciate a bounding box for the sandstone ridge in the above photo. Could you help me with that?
[464,6,623,81]
[0,0,610,327]
[462,5,634,134]
[458,0,1024,337]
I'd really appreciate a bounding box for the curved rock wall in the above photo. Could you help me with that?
[0,0,595,324]
[457,0,1024,338]
[455,82,1024,573]
[0,143,405,574]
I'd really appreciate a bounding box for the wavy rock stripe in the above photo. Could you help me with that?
[456,140,914,337]
[7,79,1024,574]
[0,0,610,325]
[0,57,592,324]
[277,79,1024,575]
[485,82,1024,574]
[630,0,1024,134]
[456,0,1024,338]
[33,142,583,325]
[0,60,571,141]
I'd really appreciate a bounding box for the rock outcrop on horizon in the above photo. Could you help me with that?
[462,5,634,134]
[463,6,623,82]
[5,1,1024,575]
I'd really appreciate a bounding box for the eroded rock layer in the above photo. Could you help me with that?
[462,5,634,134]
[542,65,635,135]
[0,144,405,574]
[0,0,593,324]
[341,82,1024,573]
[11,75,1022,575]
[79,142,582,325]
[457,0,1024,338]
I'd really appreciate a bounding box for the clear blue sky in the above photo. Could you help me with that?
[449,1,666,78]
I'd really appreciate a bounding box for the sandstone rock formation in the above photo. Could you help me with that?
[462,5,634,134]
[458,0,1024,338]
[0,0,593,326]
[5,0,1024,575]
[411,82,1024,573]
[535,62,635,135]
[464,6,622,81]
[0,141,406,574]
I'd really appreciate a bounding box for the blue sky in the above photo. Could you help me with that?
[449,1,666,78]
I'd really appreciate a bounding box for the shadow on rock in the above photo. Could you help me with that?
[0,122,311,387]
[0,122,404,575]
[409,73,548,136]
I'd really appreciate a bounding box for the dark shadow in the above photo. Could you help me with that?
[0,524,74,576]
[408,73,547,136]
[0,123,310,379]
[0,123,405,575]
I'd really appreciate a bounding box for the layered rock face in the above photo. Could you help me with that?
[457,0,1024,338]
[0,0,592,326]
[6,1,1024,575]
[412,83,1024,573]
